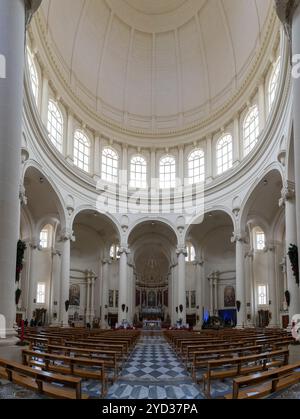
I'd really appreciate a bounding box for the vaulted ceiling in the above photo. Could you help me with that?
[37,0,274,131]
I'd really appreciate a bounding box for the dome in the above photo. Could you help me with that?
[36,0,274,133]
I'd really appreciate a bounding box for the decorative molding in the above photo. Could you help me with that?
[60,228,75,242]
[19,184,28,206]
[117,247,130,256]
[231,233,247,244]
[176,247,188,257]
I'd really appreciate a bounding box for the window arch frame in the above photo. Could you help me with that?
[39,224,53,250]
[159,155,176,189]
[188,149,205,185]
[47,99,64,153]
[243,105,260,157]
[26,48,39,105]
[253,226,266,252]
[130,155,148,189]
[101,147,119,184]
[73,129,91,173]
[216,134,233,175]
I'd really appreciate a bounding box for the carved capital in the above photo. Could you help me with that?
[176,247,188,257]
[102,258,112,265]
[279,181,295,207]
[60,228,75,243]
[117,247,130,256]
[231,232,247,244]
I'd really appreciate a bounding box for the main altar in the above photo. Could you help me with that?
[143,319,162,330]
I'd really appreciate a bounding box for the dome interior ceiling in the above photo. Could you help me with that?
[38,0,273,132]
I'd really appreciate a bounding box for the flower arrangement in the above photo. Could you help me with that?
[288,244,299,286]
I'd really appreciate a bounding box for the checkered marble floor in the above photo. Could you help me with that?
[103,332,204,399]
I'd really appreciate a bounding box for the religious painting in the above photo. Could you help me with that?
[148,291,156,307]
[224,286,236,307]
[69,284,80,306]
[186,291,190,309]
[115,290,119,308]
[109,290,114,308]
[191,291,196,309]
[164,290,168,307]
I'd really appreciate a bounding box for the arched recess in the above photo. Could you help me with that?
[128,220,178,326]
[71,209,121,326]
[240,168,284,328]
[21,166,67,322]
[187,210,236,325]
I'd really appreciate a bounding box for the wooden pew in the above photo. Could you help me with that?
[39,344,121,382]
[0,358,87,399]
[203,349,289,398]
[22,349,108,398]
[225,363,300,399]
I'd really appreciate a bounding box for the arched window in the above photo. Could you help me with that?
[216,134,233,175]
[39,224,53,249]
[185,243,196,262]
[102,148,119,183]
[243,106,259,157]
[268,57,281,111]
[73,130,90,172]
[47,100,63,152]
[253,227,266,251]
[159,155,176,189]
[188,149,205,184]
[27,49,39,104]
[110,244,120,260]
[130,156,147,188]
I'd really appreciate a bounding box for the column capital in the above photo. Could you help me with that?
[60,228,75,242]
[279,181,295,207]
[231,232,247,244]
[52,249,62,257]
[25,0,42,27]
[176,247,188,257]
[117,247,130,256]
[102,258,112,265]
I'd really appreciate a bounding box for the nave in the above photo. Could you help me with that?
[0,328,300,400]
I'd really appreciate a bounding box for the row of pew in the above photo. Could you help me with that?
[164,328,299,399]
[0,327,140,399]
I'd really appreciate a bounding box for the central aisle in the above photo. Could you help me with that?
[106,332,203,399]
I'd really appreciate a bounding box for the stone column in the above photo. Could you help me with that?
[267,243,279,327]
[50,250,61,324]
[101,258,110,328]
[86,276,91,324]
[214,273,218,315]
[90,276,95,322]
[177,248,187,325]
[27,242,39,321]
[280,182,300,322]
[118,247,129,324]
[246,250,255,327]
[194,260,204,327]
[0,0,40,344]
[59,229,73,326]
[209,274,214,316]
[232,233,246,328]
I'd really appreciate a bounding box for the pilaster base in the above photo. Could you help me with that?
[0,329,19,347]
